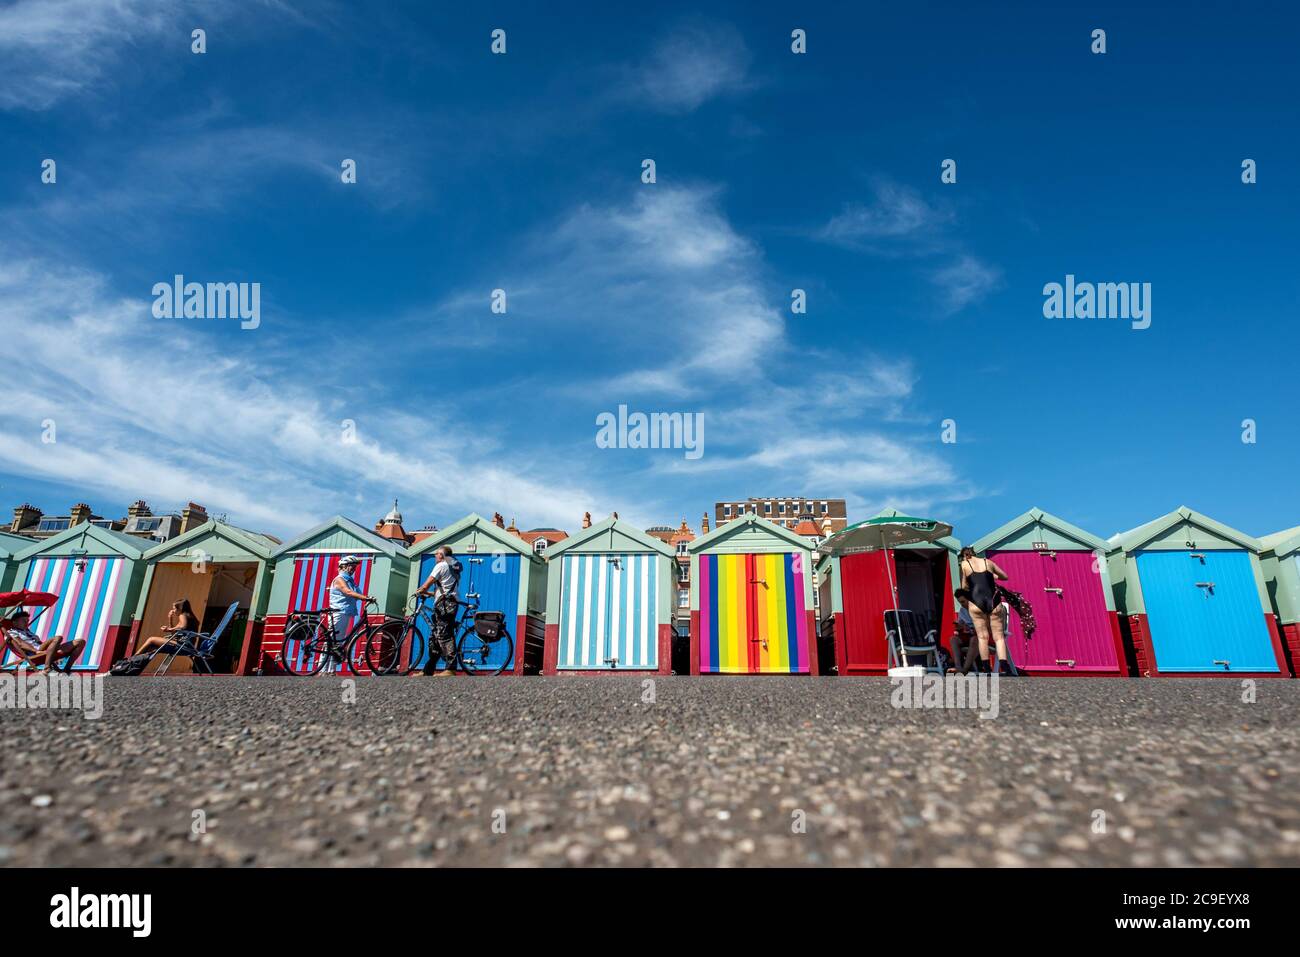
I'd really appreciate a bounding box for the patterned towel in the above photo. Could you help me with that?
[996,585,1038,640]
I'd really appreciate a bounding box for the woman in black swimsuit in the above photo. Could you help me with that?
[959,547,1009,672]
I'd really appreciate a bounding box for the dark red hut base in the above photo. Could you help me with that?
[541,623,672,675]
[1275,621,1300,678]
[1125,612,1290,678]
[687,610,819,676]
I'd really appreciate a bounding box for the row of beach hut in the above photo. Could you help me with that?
[1,505,1296,679]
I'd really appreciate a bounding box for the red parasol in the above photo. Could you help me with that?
[0,590,59,609]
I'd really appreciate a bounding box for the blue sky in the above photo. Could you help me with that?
[0,0,1296,542]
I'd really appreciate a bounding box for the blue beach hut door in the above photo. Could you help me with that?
[1136,550,1278,673]
[412,551,520,671]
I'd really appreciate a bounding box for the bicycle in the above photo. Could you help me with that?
[278,597,407,676]
[396,593,513,676]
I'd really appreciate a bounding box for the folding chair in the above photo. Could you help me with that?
[885,609,944,675]
[144,602,240,676]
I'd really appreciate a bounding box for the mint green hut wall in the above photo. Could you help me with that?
[541,516,676,674]
[406,514,548,675]
[132,520,278,674]
[0,531,34,591]
[1259,525,1300,675]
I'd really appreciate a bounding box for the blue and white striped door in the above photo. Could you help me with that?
[557,553,658,670]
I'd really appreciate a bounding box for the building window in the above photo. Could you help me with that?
[533,539,548,556]
[805,503,813,513]
[676,542,688,555]
[37,518,70,532]
[724,504,732,517]
[779,503,786,514]
[764,503,772,514]
[820,503,828,514]
[677,590,690,609]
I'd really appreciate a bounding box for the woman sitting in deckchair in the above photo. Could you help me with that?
[134,599,201,658]
[1,609,85,671]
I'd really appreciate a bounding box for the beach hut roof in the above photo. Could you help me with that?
[406,512,540,560]
[142,518,278,562]
[14,521,150,561]
[687,512,813,554]
[546,515,676,560]
[0,531,34,560]
[1108,506,1260,554]
[271,515,407,559]
[1259,525,1300,558]
[971,506,1109,553]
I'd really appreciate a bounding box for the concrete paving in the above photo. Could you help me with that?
[1,675,1297,866]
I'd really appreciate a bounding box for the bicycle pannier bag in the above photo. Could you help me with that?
[473,611,506,642]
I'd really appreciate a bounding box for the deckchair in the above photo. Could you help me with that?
[884,609,943,675]
[143,602,239,676]
[0,590,65,672]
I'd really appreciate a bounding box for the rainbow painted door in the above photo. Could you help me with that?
[988,550,1120,673]
[698,552,808,674]
[3,556,128,671]
[556,553,659,669]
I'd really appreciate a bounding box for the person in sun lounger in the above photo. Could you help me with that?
[1,609,84,671]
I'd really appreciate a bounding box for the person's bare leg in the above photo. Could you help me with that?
[991,609,1009,670]
[41,636,64,669]
[53,638,84,670]
[969,607,992,664]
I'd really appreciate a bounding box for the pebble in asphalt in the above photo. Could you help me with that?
[0,675,1297,867]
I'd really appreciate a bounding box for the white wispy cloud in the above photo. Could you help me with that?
[619,21,754,113]
[813,179,1000,315]
[431,183,970,517]
[0,256,600,535]
[817,182,953,248]
[930,255,1002,315]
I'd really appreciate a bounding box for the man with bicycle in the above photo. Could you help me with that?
[412,545,462,677]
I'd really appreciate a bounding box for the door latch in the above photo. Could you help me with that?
[1055,658,1075,667]
[603,656,619,669]
[1213,659,1230,670]
[1044,587,1063,595]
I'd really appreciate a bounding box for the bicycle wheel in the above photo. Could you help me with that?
[363,620,409,675]
[279,618,331,676]
[456,627,513,676]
